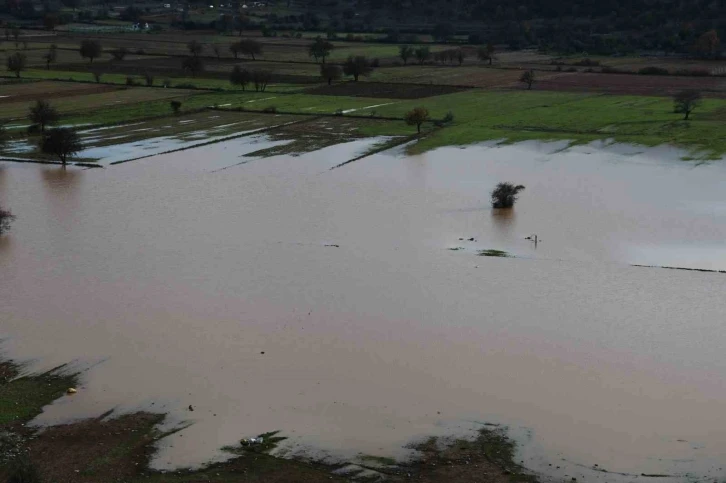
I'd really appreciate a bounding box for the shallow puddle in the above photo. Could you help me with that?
[1,140,726,482]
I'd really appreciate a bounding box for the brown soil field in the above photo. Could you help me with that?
[54,56,322,84]
[372,65,563,88]
[0,81,119,104]
[535,72,726,97]
[307,81,469,98]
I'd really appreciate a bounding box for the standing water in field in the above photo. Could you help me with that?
[2,138,726,482]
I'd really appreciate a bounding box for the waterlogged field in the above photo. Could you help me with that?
[2,139,726,483]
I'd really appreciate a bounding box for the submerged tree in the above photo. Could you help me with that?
[404,107,430,133]
[491,182,525,208]
[673,89,702,120]
[29,100,59,132]
[0,205,17,236]
[40,128,83,166]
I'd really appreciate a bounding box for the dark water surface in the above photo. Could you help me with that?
[2,139,726,481]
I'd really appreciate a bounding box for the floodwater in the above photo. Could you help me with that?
[2,138,726,482]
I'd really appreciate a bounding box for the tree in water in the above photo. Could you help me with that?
[40,128,83,166]
[0,205,17,236]
[404,107,430,133]
[491,182,525,208]
[29,100,59,132]
[673,89,702,120]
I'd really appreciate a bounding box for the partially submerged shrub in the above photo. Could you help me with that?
[491,182,525,208]
[0,205,16,236]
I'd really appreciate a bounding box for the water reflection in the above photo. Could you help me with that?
[491,207,517,239]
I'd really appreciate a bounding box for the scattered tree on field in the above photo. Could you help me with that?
[187,40,203,57]
[673,89,702,120]
[478,42,495,65]
[456,49,466,65]
[0,205,15,236]
[212,44,221,60]
[43,44,57,70]
[170,100,182,114]
[694,30,720,59]
[414,46,431,65]
[239,38,262,60]
[40,128,83,166]
[308,37,333,63]
[79,39,102,63]
[404,107,430,133]
[320,63,342,85]
[94,72,103,83]
[43,14,58,31]
[230,65,250,90]
[110,47,128,61]
[144,73,154,86]
[399,45,414,65]
[7,52,27,78]
[491,182,525,208]
[251,69,272,92]
[181,56,204,76]
[343,55,373,81]
[235,15,250,36]
[520,69,535,89]
[29,100,59,133]
[230,42,243,59]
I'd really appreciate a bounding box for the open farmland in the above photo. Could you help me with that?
[536,72,726,97]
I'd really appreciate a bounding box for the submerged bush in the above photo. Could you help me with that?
[0,205,16,236]
[491,182,525,208]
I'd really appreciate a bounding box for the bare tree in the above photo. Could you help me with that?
[240,39,262,60]
[405,107,430,133]
[43,44,57,70]
[187,40,204,57]
[212,44,221,60]
[673,90,702,120]
[251,69,272,92]
[478,42,495,65]
[110,47,128,61]
[181,56,204,76]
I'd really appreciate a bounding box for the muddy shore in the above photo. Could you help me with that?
[0,360,535,483]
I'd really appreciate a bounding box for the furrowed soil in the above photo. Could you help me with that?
[306,81,469,98]
[536,72,726,97]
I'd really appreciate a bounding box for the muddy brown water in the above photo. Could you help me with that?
[2,138,726,481]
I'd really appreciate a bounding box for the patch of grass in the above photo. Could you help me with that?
[359,454,398,466]
[0,361,77,426]
[478,249,511,257]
